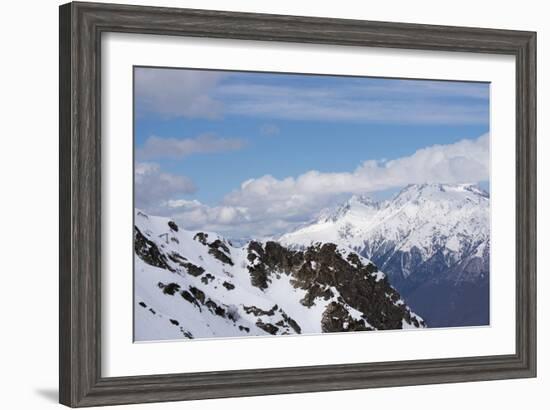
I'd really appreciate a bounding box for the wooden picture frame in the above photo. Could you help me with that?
[59,1,536,407]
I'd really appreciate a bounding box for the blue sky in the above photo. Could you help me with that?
[134,67,490,237]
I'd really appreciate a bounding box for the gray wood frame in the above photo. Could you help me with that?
[59,1,537,407]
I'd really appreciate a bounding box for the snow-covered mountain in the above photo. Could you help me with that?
[280,183,490,328]
[134,209,425,342]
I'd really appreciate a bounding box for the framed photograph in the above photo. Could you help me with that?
[59,1,536,407]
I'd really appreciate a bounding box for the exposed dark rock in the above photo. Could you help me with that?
[210,239,230,254]
[296,244,416,329]
[247,263,269,290]
[157,282,181,295]
[167,221,179,232]
[226,311,238,322]
[181,290,194,303]
[205,239,234,265]
[181,290,201,309]
[185,263,205,277]
[189,286,206,304]
[247,241,302,289]
[208,248,234,265]
[365,263,378,274]
[321,302,372,332]
[169,319,179,326]
[205,299,226,317]
[243,304,278,317]
[246,242,270,289]
[282,312,301,334]
[201,273,215,284]
[214,306,225,317]
[238,325,250,333]
[222,281,235,290]
[300,284,333,307]
[346,252,363,267]
[138,302,147,308]
[193,232,209,245]
[148,308,156,315]
[256,321,279,335]
[134,227,174,271]
[168,252,187,264]
[168,253,206,277]
[247,241,264,260]
[244,241,418,330]
[170,254,208,279]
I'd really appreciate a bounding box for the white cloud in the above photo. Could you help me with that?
[259,123,280,136]
[134,67,488,125]
[160,198,252,234]
[166,199,202,208]
[217,80,489,125]
[135,68,224,119]
[153,134,489,238]
[224,133,488,206]
[135,162,196,209]
[138,134,245,160]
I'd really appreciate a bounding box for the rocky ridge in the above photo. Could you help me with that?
[134,209,425,341]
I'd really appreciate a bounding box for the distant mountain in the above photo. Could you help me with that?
[280,183,490,328]
[134,210,425,341]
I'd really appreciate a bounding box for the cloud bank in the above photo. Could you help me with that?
[135,162,196,209]
[135,67,489,125]
[217,80,489,125]
[154,133,489,238]
[137,134,245,160]
[134,68,224,119]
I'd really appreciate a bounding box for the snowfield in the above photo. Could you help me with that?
[134,209,425,342]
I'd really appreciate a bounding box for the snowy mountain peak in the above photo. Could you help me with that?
[316,183,488,227]
[318,194,379,223]
[280,183,489,279]
[348,194,378,207]
[393,183,488,205]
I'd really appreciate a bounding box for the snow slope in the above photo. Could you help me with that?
[134,209,425,342]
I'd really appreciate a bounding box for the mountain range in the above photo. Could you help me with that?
[134,182,489,340]
[280,183,490,327]
[134,209,425,341]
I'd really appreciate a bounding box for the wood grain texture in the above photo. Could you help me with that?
[59,1,537,407]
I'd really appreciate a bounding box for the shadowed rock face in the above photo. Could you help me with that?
[256,321,279,335]
[158,282,181,295]
[193,232,234,266]
[134,227,173,272]
[365,244,489,327]
[321,302,371,332]
[404,277,489,328]
[246,241,424,330]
